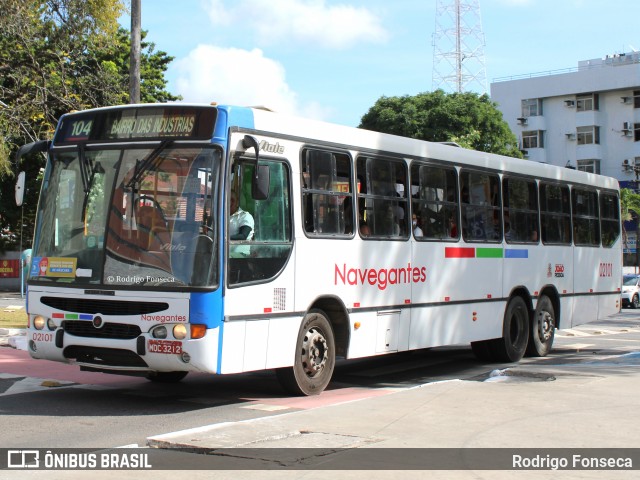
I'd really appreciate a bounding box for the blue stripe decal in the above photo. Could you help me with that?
[79,314,93,320]
[505,249,528,258]
[189,290,224,374]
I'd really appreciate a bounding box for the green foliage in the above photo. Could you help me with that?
[0,0,179,252]
[620,188,640,255]
[620,188,640,222]
[359,90,523,158]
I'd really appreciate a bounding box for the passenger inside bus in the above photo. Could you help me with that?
[412,213,423,237]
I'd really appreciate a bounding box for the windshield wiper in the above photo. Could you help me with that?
[77,143,93,194]
[126,140,174,190]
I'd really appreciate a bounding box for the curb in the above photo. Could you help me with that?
[0,328,27,350]
[0,328,26,336]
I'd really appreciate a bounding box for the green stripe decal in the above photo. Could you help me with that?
[475,248,503,258]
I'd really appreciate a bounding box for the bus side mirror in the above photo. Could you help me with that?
[14,139,50,206]
[14,139,49,165]
[252,164,270,201]
[15,171,25,207]
[241,135,270,201]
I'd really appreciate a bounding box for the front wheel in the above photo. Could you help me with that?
[276,310,335,396]
[526,295,555,357]
[632,294,639,309]
[492,296,529,363]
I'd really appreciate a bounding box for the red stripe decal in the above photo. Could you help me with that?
[445,247,475,258]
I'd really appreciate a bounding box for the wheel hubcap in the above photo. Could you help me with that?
[538,311,554,341]
[300,327,328,377]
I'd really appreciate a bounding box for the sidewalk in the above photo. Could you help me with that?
[0,291,27,349]
[146,361,640,474]
[0,328,26,349]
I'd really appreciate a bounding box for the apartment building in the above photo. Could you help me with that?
[491,52,640,261]
[491,52,640,183]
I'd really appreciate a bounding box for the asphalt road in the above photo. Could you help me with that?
[1,309,639,450]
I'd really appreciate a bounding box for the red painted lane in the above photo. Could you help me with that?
[243,386,395,410]
[1,348,396,409]
[0,347,146,387]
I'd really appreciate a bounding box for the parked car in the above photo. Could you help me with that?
[622,274,640,308]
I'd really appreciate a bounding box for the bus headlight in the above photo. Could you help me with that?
[152,326,168,339]
[47,318,57,331]
[33,315,46,330]
[173,324,187,340]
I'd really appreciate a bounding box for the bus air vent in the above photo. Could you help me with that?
[41,297,169,316]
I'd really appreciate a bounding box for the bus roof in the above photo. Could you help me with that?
[245,106,619,192]
[53,103,619,192]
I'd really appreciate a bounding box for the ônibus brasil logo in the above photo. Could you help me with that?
[334,263,427,291]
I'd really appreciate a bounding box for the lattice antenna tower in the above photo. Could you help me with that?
[432,0,487,94]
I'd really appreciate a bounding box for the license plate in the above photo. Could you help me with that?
[148,340,182,355]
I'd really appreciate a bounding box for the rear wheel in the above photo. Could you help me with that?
[526,295,555,357]
[632,294,639,309]
[276,310,335,396]
[492,296,529,363]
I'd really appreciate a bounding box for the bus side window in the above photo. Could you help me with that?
[410,162,459,240]
[356,156,408,239]
[460,170,501,243]
[600,192,620,248]
[301,149,353,236]
[572,187,600,246]
[229,160,293,285]
[503,177,539,244]
[540,183,571,245]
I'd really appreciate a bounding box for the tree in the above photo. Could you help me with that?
[620,188,640,266]
[0,0,180,251]
[359,90,522,158]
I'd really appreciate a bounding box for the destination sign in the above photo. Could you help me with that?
[54,106,217,144]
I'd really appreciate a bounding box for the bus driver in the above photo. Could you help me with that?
[229,190,254,258]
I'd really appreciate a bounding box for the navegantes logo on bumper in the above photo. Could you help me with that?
[140,314,187,323]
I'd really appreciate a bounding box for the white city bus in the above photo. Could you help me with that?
[15,104,621,395]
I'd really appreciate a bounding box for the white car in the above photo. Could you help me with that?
[622,274,640,308]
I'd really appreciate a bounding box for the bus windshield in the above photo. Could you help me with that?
[30,144,221,288]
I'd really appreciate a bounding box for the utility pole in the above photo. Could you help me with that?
[129,0,141,104]
[432,0,487,94]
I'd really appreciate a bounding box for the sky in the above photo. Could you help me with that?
[122,0,640,127]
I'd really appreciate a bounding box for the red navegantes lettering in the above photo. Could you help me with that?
[334,263,427,291]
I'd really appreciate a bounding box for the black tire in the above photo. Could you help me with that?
[276,310,335,396]
[146,371,188,383]
[492,296,529,363]
[526,295,555,357]
[632,294,639,309]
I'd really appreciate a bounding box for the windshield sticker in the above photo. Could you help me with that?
[30,257,77,277]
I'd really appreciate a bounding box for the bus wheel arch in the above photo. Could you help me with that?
[307,296,350,358]
[526,287,559,357]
